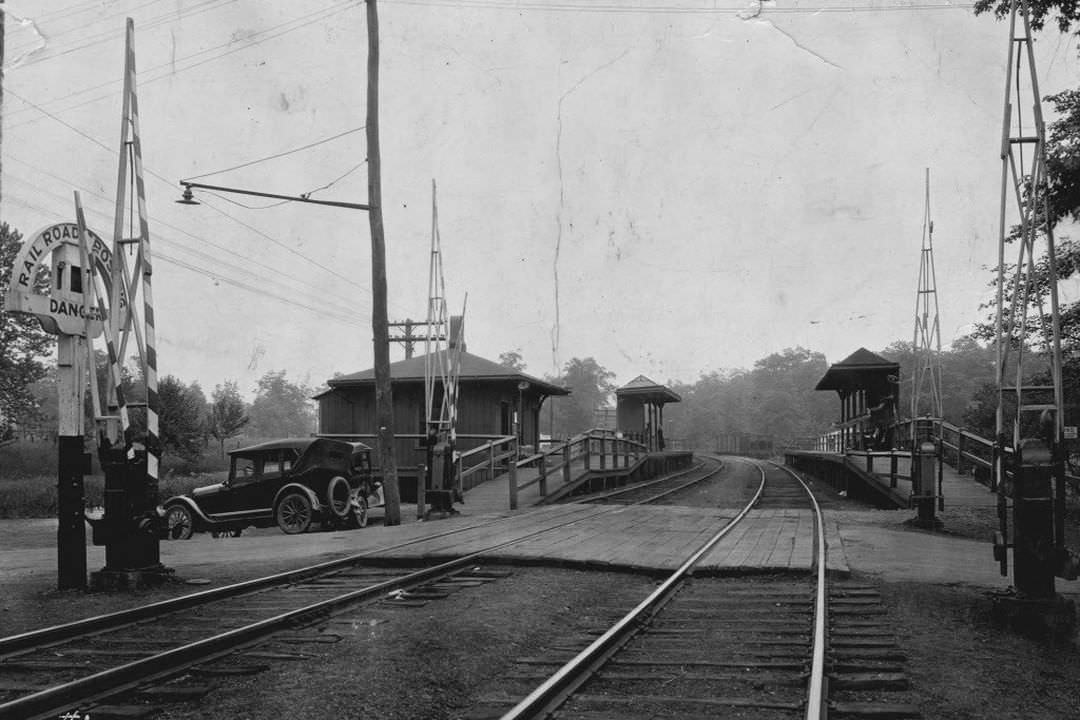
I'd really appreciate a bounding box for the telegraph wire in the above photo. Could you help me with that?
[383,0,976,14]
[184,127,367,181]
[8,0,244,70]
[4,87,113,152]
[4,185,372,328]
[4,0,359,125]
[1,86,385,303]
[5,87,382,306]
[4,173,376,315]
[196,161,369,210]
[21,0,172,26]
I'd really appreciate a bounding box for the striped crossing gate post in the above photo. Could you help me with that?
[89,19,170,588]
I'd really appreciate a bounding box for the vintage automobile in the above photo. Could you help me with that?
[162,437,377,539]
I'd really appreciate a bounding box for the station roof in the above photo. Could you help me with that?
[814,348,900,392]
[318,350,569,398]
[615,375,682,404]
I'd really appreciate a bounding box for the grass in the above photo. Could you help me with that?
[0,438,235,518]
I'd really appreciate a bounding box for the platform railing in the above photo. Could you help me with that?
[510,428,648,509]
[320,429,650,510]
[812,419,1006,489]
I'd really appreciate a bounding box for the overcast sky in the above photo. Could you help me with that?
[5,1,1080,398]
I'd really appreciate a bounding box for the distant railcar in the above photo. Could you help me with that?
[711,433,776,458]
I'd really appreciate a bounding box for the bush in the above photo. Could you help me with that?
[0,438,59,479]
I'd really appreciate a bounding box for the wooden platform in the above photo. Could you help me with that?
[368,503,848,576]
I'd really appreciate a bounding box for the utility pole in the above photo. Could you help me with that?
[1,1,6,208]
[389,319,431,359]
[366,0,401,525]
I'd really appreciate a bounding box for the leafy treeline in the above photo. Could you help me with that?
[16,360,315,470]
[519,340,1003,450]
[664,348,836,449]
[665,340,1003,447]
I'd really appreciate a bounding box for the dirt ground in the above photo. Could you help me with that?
[881,579,1080,720]
[4,461,1080,719]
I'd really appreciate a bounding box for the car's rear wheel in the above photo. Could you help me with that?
[276,492,313,534]
[326,475,351,519]
[165,504,194,540]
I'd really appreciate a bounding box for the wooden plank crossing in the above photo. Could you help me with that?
[361,504,849,575]
[695,509,846,575]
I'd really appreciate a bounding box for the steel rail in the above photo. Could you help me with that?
[0,504,625,720]
[770,461,829,720]
[498,459,768,720]
[0,503,605,657]
[631,464,724,505]
[578,459,716,503]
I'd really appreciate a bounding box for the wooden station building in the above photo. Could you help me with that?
[315,341,568,486]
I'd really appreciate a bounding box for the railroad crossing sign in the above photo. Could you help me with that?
[3,222,112,337]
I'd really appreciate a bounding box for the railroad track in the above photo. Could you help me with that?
[472,459,920,720]
[577,456,724,505]
[3,458,919,720]
[0,505,623,720]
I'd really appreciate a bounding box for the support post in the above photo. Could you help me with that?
[57,334,88,591]
[538,451,547,496]
[914,440,937,527]
[366,0,401,525]
[563,443,571,487]
[416,465,425,521]
[508,451,518,510]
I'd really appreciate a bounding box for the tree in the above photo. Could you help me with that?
[0,223,55,432]
[746,347,834,440]
[498,350,526,371]
[975,1,1080,36]
[545,357,615,436]
[157,376,208,463]
[248,370,316,438]
[209,380,249,457]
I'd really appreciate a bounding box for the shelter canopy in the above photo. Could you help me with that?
[615,375,681,405]
[814,348,899,394]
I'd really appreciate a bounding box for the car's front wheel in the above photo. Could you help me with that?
[276,492,313,534]
[354,496,369,528]
[165,504,194,540]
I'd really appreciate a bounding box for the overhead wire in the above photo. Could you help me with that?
[382,0,976,14]
[195,160,369,210]
[184,126,367,181]
[16,0,172,27]
[4,75,389,305]
[4,182,371,329]
[4,171,375,322]
[4,1,360,126]
[7,0,240,70]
